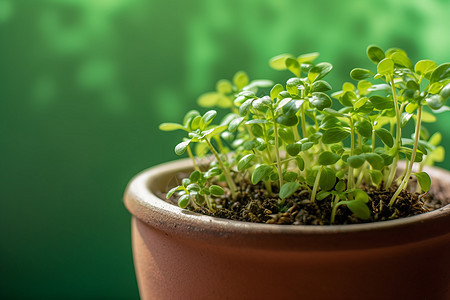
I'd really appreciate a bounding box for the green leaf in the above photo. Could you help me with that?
[252,96,272,112]
[216,79,233,94]
[415,60,437,76]
[430,63,450,84]
[369,95,393,110]
[187,183,201,192]
[319,167,336,191]
[414,172,431,192]
[352,189,369,203]
[228,117,244,132]
[322,128,350,144]
[302,142,314,151]
[377,58,394,76]
[284,172,298,182]
[239,99,254,116]
[183,110,201,128]
[247,79,274,89]
[367,45,385,64]
[350,68,373,80]
[175,140,191,155]
[166,186,183,199]
[370,170,383,185]
[296,157,305,171]
[426,94,445,110]
[320,115,341,129]
[189,170,201,183]
[191,115,203,130]
[355,120,373,138]
[335,180,345,192]
[318,151,340,165]
[159,123,186,131]
[182,178,191,187]
[297,52,320,63]
[251,164,273,184]
[375,128,394,147]
[346,200,371,220]
[283,100,304,116]
[311,80,332,93]
[308,62,333,82]
[316,191,331,201]
[279,181,300,199]
[310,92,332,111]
[358,80,372,95]
[202,125,228,139]
[440,83,450,100]
[364,153,384,170]
[401,112,413,128]
[354,97,369,110]
[276,97,293,112]
[340,91,356,107]
[429,82,445,94]
[237,154,255,171]
[250,124,264,137]
[203,110,217,126]
[286,58,301,77]
[286,143,302,156]
[198,92,230,108]
[205,167,222,178]
[270,83,284,100]
[429,146,445,162]
[405,103,418,114]
[347,155,365,168]
[390,51,413,69]
[178,194,190,208]
[209,185,225,196]
[269,54,294,70]
[233,71,249,90]
[276,115,298,126]
[278,128,295,144]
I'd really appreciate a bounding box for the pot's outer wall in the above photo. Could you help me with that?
[125,158,450,300]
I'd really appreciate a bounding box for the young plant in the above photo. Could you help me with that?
[160,46,449,224]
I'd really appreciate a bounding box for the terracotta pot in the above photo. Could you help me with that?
[124,158,450,300]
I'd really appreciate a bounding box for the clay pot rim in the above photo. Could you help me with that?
[124,158,450,250]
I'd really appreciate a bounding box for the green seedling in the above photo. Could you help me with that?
[160,46,449,224]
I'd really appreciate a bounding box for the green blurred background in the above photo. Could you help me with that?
[1,0,448,298]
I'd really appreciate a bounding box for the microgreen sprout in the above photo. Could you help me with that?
[160,47,449,224]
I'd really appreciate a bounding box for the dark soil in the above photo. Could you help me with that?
[161,176,448,225]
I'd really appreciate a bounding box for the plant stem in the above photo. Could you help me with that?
[186,145,200,171]
[272,114,283,188]
[389,105,422,206]
[265,180,273,196]
[384,75,402,190]
[331,201,345,224]
[205,195,215,212]
[310,167,322,203]
[348,119,355,190]
[205,139,237,198]
[371,128,376,151]
[261,121,274,163]
[300,104,307,138]
[293,125,300,141]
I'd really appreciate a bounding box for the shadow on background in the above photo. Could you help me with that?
[0,0,449,299]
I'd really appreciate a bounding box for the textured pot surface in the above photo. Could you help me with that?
[124,158,450,300]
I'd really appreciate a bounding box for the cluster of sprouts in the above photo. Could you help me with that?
[160,46,449,223]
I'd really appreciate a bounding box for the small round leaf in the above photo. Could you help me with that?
[279,181,301,199]
[209,185,225,196]
[318,151,340,165]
